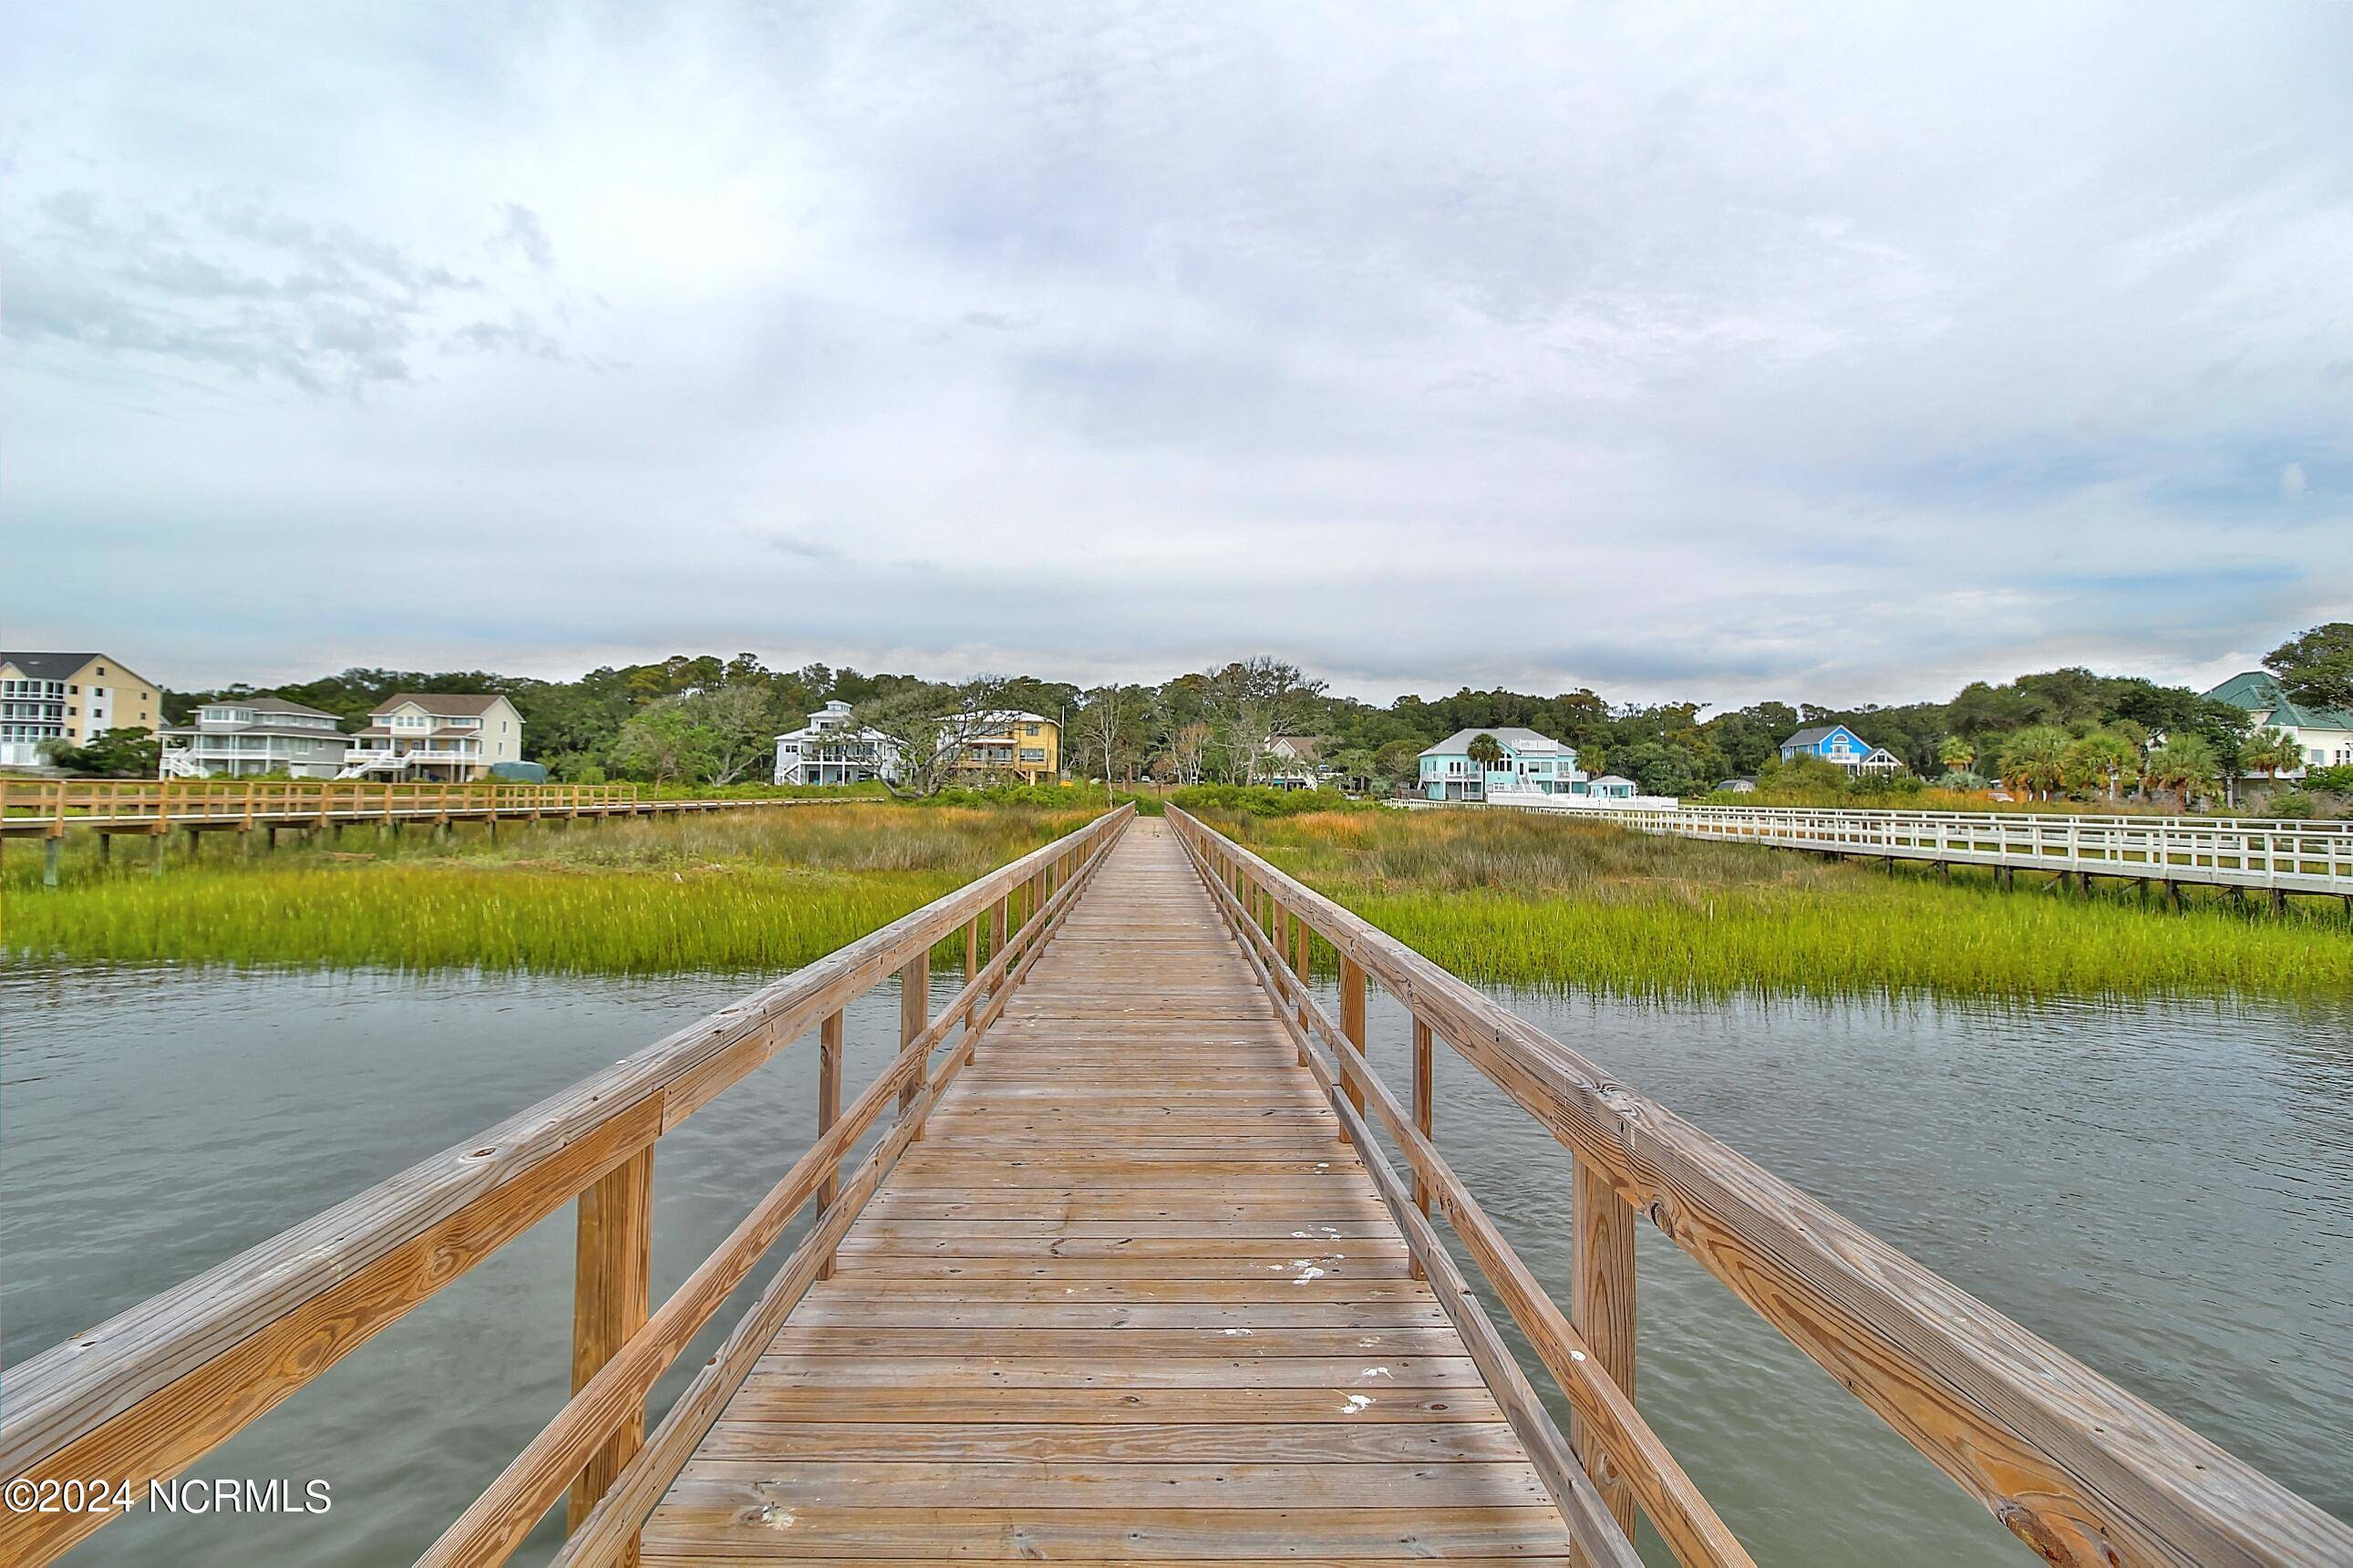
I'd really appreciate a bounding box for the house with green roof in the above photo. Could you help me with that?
[2205,671,2353,775]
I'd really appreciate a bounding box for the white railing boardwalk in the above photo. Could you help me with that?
[1599,805,2353,897]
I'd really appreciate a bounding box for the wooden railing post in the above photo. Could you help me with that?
[816,1010,843,1282]
[1571,1156,1636,1536]
[898,950,930,1129]
[569,1144,654,1557]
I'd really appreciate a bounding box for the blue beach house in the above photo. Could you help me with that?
[1419,727,1584,801]
[1778,725,1905,774]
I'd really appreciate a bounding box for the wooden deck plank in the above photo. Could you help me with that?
[645,822,1570,1562]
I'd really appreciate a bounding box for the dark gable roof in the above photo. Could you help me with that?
[371,692,507,717]
[1783,724,1857,746]
[0,652,102,679]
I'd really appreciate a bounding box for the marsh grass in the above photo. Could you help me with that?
[1204,808,2353,1002]
[5,804,1095,975]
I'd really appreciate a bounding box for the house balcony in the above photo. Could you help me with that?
[341,741,485,779]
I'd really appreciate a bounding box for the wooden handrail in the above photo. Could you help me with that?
[0,805,1133,1566]
[548,820,1121,1568]
[1175,816,1746,1568]
[1167,806,2353,1568]
[423,818,1122,1566]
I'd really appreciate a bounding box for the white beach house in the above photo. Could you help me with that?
[775,700,903,786]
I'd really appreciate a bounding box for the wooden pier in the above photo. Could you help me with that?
[0,778,832,883]
[5,805,2349,1566]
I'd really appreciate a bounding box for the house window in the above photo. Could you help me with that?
[1019,748,1045,762]
[1023,724,1040,737]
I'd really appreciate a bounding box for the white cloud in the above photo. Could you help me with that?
[2282,462,2309,499]
[4,2,2349,704]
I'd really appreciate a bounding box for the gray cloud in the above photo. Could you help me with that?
[495,202,554,270]
[4,3,2349,702]
[3,184,569,392]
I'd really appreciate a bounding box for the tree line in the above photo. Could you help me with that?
[139,623,2353,800]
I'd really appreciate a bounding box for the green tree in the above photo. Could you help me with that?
[2238,727,2304,783]
[1615,739,1699,797]
[2264,622,2353,710]
[606,702,719,787]
[2059,730,2140,800]
[1464,733,1507,774]
[1936,735,1976,773]
[2145,733,2222,810]
[858,676,1019,797]
[1372,738,1423,790]
[1996,726,2070,799]
[1328,747,1377,793]
[39,727,162,778]
[677,684,789,784]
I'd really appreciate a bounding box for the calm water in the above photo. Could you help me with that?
[5,963,2349,1565]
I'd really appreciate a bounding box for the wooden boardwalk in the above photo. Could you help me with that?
[16,801,2349,1567]
[640,821,1573,1563]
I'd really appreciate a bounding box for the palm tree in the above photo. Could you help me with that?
[1936,735,1976,774]
[2145,733,2222,810]
[1465,732,1507,777]
[1330,747,1377,795]
[2059,730,2141,801]
[1996,726,2070,800]
[2241,727,2304,783]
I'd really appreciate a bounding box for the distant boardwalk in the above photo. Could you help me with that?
[0,778,843,883]
[1472,797,2353,905]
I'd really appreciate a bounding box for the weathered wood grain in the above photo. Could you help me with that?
[569,1145,655,1550]
[1571,1156,1637,1540]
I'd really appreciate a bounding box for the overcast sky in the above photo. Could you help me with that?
[6,4,2348,707]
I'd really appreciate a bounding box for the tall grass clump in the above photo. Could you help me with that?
[1209,808,2353,1003]
[1170,784,1368,817]
[4,802,1105,975]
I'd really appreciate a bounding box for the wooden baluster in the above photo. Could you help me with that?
[1280,903,1298,1064]
[1411,1019,1434,1220]
[816,1010,843,1281]
[997,892,1013,971]
[568,1144,654,1560]
[1571,1156,1637,1537]
[898,950,930,1130]
[963,914,982,1024]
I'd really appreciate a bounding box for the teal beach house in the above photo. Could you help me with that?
[1418,727,1584,800]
